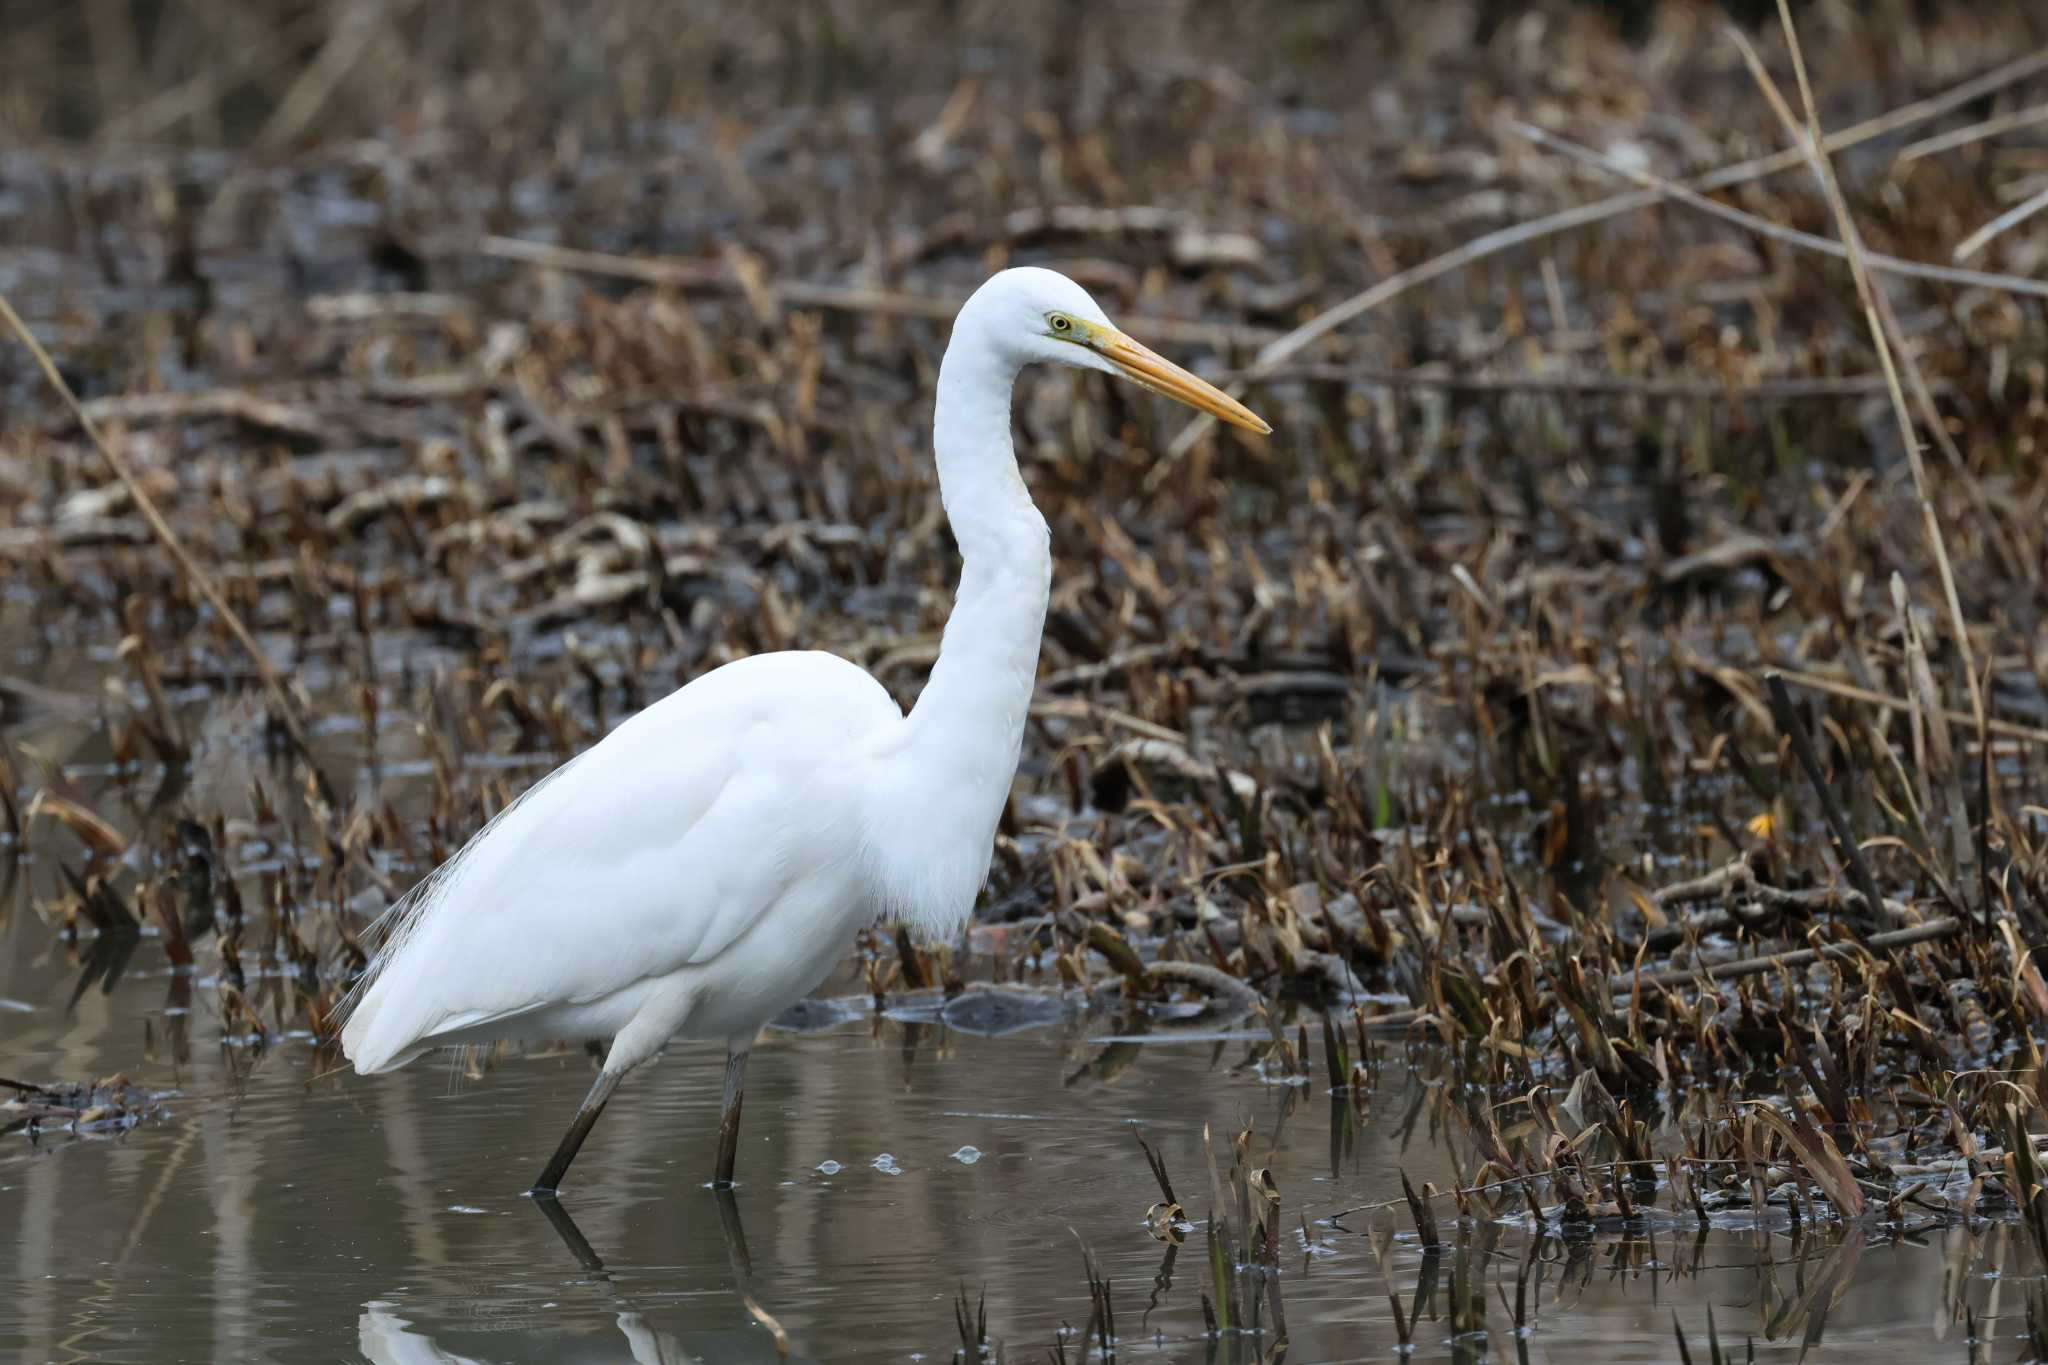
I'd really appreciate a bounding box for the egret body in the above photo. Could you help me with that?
[337,267,1269,1194]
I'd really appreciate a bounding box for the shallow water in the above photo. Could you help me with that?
[0,914,2029,1364]
[0,630,1997,1363]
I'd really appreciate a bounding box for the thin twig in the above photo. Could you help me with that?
[1506,121,2048,302]
[480,235,1280,351]
[1522,107,2021,572]
[0,292,337,812]
[1154,47,2048,466]
[1221,364,1894,400]
[1635,919,1961,992]
[1737,6,1991,897]
[1896,99,2048,167]
[254,0,405,151]
[1764,666,2048,747]
[1954,182,2048,263]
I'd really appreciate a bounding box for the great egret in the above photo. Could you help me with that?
[337,267,1270,1195]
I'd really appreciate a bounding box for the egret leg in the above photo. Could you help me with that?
[530,1068,622,1196]
[713,1047,749,1187]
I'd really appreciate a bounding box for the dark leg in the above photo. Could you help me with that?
[713,1048,749,1187]
[530,1068,622,1196]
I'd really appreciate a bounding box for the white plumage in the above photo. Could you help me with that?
[342,651,897,1073]
[336,266,1270,1194]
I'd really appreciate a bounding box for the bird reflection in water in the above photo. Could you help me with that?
[358,1191,801,1364]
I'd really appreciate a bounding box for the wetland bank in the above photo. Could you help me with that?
[8,1,2048,1360]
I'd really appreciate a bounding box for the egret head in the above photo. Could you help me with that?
[966,267,1271,434]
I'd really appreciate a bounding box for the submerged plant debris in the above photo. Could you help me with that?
[7,0,2048,1358]
[1,1074,168,1140]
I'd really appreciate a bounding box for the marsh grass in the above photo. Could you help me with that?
[6,0,2048,1354]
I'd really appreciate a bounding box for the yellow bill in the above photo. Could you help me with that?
[1078,321,1271,434]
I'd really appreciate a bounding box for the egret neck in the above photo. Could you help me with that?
[873,308,1051,935]
[334,265,1268,1198]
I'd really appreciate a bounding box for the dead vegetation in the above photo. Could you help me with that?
[1,1073,167,1141]
[7,0,2048,1353]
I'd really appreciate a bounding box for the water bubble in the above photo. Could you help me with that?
[949,1145,982,1165]
[872,1152,904,1175]
[816,1160,842,1175]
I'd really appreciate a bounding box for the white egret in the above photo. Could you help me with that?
[337,267,1270,1194]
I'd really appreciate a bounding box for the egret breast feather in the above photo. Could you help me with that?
[340,649,898,1072]
[335,266,1269,1195]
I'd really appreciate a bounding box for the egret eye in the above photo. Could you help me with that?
[336,265,1271,1202]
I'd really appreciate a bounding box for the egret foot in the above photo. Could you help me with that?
[713,1048,749,1187]
[531,1068,622,1195]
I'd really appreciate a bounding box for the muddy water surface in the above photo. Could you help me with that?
[0,922,2011,1363]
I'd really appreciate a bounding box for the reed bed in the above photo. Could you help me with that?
[6,0,2048,1352]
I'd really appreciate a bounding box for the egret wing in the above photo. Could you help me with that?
[340,651,896,1069]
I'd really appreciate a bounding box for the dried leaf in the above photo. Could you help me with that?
[1746,1101,1865,1219]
